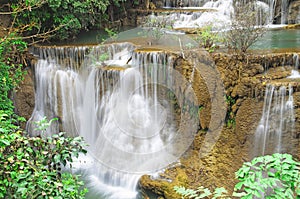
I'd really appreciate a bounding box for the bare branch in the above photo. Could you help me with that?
[4,19,76,45]
[224,0,267,54]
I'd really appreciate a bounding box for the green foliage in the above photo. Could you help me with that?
[234,153,300,199]
[142,14,174,42]
[8,0,129,40]
[188,105,201,119]
[105,27,118,42]
[99,53,109,63]
[195,24,223,53]
[174,185,230,199]
[0,34,27,126]
[185,42,196,50]
[0,117,88,198]
[174,153,300,199]
[34,116,58,137]
[225,95,236,128]
[0,34,27,90]
[0,34,88,198]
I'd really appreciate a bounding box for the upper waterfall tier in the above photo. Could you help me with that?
[163,0,211,8]
[30,43,136,71]
[154,0,293,29]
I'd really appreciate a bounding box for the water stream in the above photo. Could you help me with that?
[28,42,197,198]
[288,53,300,78]
[159,0,285,29]
[254,84,295,156]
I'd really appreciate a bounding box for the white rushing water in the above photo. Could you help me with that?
[288,53,300,78]
[28,42,197,199]
[254,84,295,156]
[162,0,234,29]
[159,0,286,29]
[280,0,289,24]
[164,0,210,8]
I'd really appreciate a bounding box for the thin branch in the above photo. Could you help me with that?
[4,20,75,45]
[0,1,47,15]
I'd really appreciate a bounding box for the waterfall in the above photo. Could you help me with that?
[256,1,272,25]
[264,0,276,24]
[163,0,210,8]
[158,0,296,31]
[257,0,289,25]
[288,53,300,78]
[158,0,277,29]
[162,0,234,29]
[254,84,295,156]
[28,42,197,198]
[280,0,288,24]
[294,53,299,70]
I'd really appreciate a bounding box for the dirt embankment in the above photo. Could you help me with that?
[0,7,11,38]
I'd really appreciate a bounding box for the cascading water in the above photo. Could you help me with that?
[288,53,300,78]
[157,0,278,30]
[266,0,276,23]
[280,0,288,24]
[28,42,197,198]
[161,0,234,29]
[164,0,210,8]
[254,84,295,156]
[258,0,289,25]
[158,0,290,30]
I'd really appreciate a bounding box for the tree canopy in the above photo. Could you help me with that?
[1,0,134,42]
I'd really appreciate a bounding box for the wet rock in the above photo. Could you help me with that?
[13,68,35,129]
[235,98,263,144]
[288,1,300,24]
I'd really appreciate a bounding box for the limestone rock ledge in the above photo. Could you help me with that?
[140,52,300,198]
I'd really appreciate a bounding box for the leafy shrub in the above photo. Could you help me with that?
[174,186,230,199]
[0,34,27,125]
[0,34,88,198]
[174,153,300,199]
[234,153,300,199]
[195,24,224,53]
[0,115,88,198]
[6,0,130,41]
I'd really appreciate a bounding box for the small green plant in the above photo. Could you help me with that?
[142,14,174,43]
[99,52,109,63]
[225,95,236,128]
[195,24,223,53]
[185,42,196,50]
[34,116,58,136]
[105,27,118,41]
[188,105,202,119]
[174,153,300,199]
[174,186,230,199]
[234,153,300,199]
